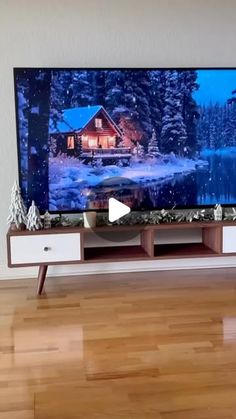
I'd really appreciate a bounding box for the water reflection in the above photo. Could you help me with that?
[197,154,236,205]
[86,154,236,210]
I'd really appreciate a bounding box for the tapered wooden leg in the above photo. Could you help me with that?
[37,265,48,295]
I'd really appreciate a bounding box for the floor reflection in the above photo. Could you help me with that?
[13,322,84,366]
[223,317,236,342]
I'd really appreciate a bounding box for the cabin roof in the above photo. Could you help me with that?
[49,105,120,135]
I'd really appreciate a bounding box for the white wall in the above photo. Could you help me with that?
[1,0,236,279]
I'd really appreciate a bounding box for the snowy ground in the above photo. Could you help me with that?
[48,154,207,211]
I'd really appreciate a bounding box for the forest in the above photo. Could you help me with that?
[50,69,236,153]
[197,98,236,150]
[50,69,200,156]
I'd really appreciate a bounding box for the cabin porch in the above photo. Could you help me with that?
[81,147,132,165]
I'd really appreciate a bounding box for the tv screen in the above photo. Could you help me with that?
[14,68,236,213]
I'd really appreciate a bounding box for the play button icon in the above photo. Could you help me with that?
[108,198,131,222]
[84,176,140,242]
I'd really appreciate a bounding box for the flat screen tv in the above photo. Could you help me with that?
[14,67,236,213]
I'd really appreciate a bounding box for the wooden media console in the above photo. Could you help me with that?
[6,221,236,295]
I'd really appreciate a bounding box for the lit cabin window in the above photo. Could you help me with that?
[95,118,102,128]
[88,138,98,148]
[67,136,75,149]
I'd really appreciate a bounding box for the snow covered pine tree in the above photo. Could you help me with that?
[26,201,43,231]
[161,70,187,155]
[7,181,27,230]
[148,130,160,157]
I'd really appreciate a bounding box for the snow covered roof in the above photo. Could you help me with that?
[49,105,118,134]
[49,105,102,134]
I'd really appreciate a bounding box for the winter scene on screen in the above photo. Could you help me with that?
[15,68,236,212]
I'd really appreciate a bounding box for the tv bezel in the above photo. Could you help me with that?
[13,66,236,214]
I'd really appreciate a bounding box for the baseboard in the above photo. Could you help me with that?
[1,256,236,280]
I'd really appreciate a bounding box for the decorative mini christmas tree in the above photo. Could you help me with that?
[7,181,27,229]
[43,210,51,229]
[26,201,43,231]
[214,204,223,221]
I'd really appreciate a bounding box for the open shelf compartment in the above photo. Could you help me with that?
[84,245,150,261]
[83,228,153,262]
[154,242,218,258]
[153,225,222,259]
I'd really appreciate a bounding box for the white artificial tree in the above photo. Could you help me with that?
[43,210,51,229]
[7,181,27,229]
[26,201,43,231]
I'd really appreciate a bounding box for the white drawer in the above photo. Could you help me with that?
[222,227,236,253]
[10,233,81,265]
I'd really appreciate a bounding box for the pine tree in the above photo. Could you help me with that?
[105,70,125,118]
[161,70,187,155]
[7,181,27,229]
[93,70,106,106]
[69,70,93,107]
[138,143,145,158]
[124,70,153,147]
[50,70,93,135]
[179,70,199,155]
[51,70,73,111]
[196,105,210,149]
[197,103,226,150]
[213,104,224,149]
[209,121,217,149]
[221,103,231,147]
[148,130,160,157]
[50,70,73,132]
[106,70,153,149]
[133,142,145,159]
[225,92,236,146]
[148,70,164,138]
[26,200,42,231]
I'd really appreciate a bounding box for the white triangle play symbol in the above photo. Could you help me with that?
[108,198,131,223]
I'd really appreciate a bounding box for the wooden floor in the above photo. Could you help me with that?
[1,269,236,418]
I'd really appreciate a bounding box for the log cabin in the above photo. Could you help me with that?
[49,105,131,163]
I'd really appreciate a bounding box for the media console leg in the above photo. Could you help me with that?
[37,265,48,295]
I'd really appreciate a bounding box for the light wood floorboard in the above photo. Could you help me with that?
[1,269,236,418]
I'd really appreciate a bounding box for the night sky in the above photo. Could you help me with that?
[194,69,236,106]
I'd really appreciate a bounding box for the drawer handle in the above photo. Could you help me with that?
[44,246,51,252]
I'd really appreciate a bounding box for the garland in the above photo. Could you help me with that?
[51,207,236,228]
